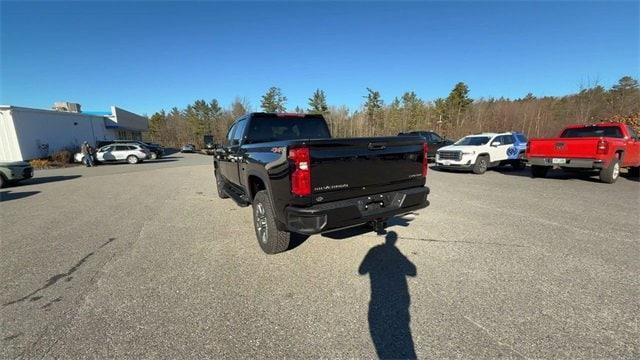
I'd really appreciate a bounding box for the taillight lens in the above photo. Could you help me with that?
[288,147,311,196]
[422,142,428,177]
[596,138,608,155]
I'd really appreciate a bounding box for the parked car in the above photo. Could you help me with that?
[526,122,640,183]
[398,131,453,161]
[215,112,430,254]
[181,144,196,153]
[203,135,216,155]
[94,144,150,164]
[0,161,33,188]
[435,132,527,174]
[97,140,164,159]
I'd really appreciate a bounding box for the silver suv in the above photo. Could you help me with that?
[95,144,150,164]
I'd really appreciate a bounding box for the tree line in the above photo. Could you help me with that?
[146,76,639,147]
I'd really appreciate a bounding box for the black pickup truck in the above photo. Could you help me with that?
[398,131,453,161]
[214,112,430,254]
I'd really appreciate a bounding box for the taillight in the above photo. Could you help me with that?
[288,147,311,196]
[422,142,428,177]
[596,138,608,155]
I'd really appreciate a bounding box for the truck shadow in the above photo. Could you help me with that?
[358,231,417,359]
[19,175,81,186]
[495,167,629,183]
[0,190,40,202]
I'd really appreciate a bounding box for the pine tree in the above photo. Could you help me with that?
[401,91,424,130]
[261,87,287,112]
[363,88,384,135]
[363,88,383,119]
[148,111,166,142]
[308,89,328,114]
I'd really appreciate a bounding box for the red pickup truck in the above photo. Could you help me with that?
[526,122,640,183]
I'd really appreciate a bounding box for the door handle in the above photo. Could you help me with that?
[368,142,386,150]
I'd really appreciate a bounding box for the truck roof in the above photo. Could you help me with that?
[251,112,322,118]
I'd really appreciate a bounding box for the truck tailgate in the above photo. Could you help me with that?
[307,136,425,203]
[527,138,600,158]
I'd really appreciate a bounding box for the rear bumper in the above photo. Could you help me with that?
[527,157,605,169]
[6,166,33,181]
[285,186,429,235]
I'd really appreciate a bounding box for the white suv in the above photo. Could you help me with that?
[435,132,526,174]
[95,144,150,164]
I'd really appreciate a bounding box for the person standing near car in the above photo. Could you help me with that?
[86,144,95,167]
[81,141,94,167]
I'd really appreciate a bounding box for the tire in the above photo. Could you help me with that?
[472,155,489,174]
[252,190,291,254]
[628,166,640,178]
[531,165,549,178]
[215,171,229,199]
[127,155,139,164]
[599,158,620,184]
[511,160,526,170]
[150,152,157,160]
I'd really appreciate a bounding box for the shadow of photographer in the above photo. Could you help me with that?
[358,231,417,359]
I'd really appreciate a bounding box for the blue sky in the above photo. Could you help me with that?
[1,1,638,115]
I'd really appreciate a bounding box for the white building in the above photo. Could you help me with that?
[0,103,148,161]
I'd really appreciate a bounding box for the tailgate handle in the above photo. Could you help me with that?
[368,142,386,150]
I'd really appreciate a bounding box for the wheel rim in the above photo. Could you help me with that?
[479,159,487,171]
[255,203,268,244]
[612,162,620,179]
[128,156,136,164]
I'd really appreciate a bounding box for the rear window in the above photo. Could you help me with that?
[515,134,528,143]
[245,116,331,144]
[561,126,623,138]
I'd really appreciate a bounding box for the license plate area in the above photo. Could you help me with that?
[357,193,405,214]
[552,158,566,164]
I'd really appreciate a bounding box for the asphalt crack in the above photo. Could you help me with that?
[2,238,116,307]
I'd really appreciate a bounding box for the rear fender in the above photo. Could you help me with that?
[244,170,288,231]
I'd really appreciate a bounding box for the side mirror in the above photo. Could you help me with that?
[491,141,501,147]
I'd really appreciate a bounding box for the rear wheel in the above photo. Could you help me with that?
[127,155,139,164]
[252,190,291,254]
[472,155,489,174]
[599,158,620,184]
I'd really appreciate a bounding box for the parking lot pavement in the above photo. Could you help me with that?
[1,153,638,358]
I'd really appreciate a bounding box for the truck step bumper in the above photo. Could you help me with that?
[527,157,604,169]
[285,187,429,235]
